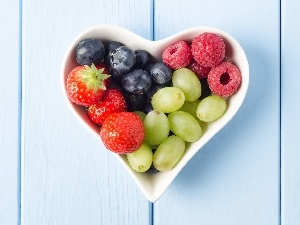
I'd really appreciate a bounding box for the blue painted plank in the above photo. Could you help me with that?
[0,0,20,224]
[153,0,280,224]
[21,0,152,224]
[281,0,300,224]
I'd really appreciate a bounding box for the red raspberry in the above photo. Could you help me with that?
[207,62,242,98]
[162,40,192,70]
[188,59,211,79]
[191,32,225,67]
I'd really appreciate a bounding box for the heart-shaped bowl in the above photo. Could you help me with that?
[61,24,249,202]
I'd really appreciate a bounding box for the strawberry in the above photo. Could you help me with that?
[66,63,110,106]
[96,63,111,87]
[100,112,145,154]
[87,88,127,126]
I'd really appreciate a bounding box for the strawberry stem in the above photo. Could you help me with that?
[81,64,110,92]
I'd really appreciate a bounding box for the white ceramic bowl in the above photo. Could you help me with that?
[61,24,249,202]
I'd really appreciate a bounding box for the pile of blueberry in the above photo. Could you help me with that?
[76,38,173,114]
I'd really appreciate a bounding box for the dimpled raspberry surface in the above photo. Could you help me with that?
[162,40,192,70]
[191,32,225,67]
[207,61,241,98]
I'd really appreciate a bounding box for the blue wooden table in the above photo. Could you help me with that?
[1,0,299,224]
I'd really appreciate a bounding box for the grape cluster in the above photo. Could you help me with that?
[128,68,227,172]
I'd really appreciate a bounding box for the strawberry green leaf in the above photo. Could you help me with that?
[80,64,110,93]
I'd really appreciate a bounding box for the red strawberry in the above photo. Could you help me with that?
[100,112,145,154]
[87,88,127,126]
[66,63,110,106]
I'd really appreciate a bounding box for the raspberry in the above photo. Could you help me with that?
[162,40,192,70]
[191,32,225,67]
[188,59,211,79]
[207,62,241,98]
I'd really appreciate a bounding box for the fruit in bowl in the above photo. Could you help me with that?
[61,25,249,202]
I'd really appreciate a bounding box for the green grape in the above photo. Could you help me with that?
[172,68,201,101]
[144,110,170,145]
[126,142,153,172]
[153,135,185,171]
[196,95,227,122]
[151,87,185,113]
[134,111,146,121]
[179,100,207,131]
[168,111,202,142]
[179,100,201,119]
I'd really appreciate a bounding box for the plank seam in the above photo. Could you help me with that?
[150,0,155,41]
[18,0,22,223]
[279,0,282,224]
[150,0,155,222]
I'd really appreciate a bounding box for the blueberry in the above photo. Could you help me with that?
[122,90,147,111]
[134,50,150,69]
[147,62,172,84]
[146,164,159,173]
[122,69,152,94]
[199,78,212,100]
[110,69,124,84]
[104,41,122,65]
[110,46,136,76]
[76,38,105,65]
[143,102,153,114]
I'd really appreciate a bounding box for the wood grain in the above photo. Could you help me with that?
[3,0,300,224]
[153,0,280,224]
[0,0,20,224]
[21,0,152,224]
[281,0,300,224]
